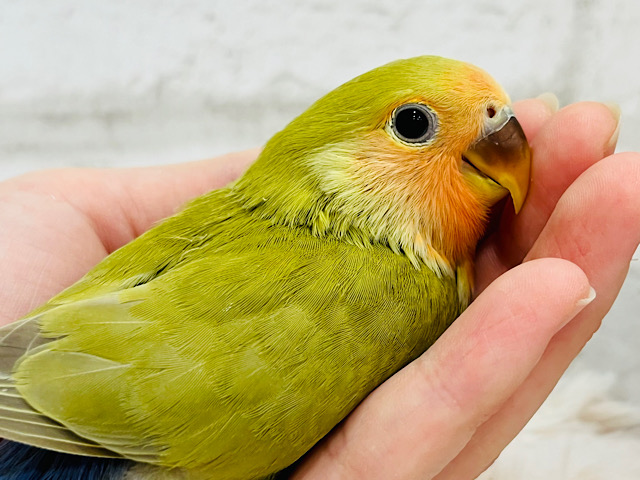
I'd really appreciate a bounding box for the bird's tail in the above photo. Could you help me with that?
[0,439,132,480]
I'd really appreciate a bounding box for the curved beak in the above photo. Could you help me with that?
[462,107,531,213]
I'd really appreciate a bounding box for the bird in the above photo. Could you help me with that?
[0,55,530,480]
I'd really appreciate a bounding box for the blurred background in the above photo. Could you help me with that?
[1,1,639,477]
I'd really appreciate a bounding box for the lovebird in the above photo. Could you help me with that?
[0,55,531,480]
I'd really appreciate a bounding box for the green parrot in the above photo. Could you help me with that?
[0,55,530,480]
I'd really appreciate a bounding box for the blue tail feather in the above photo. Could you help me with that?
[0,440,132,480]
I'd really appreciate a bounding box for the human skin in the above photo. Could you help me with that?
[0,98,637,479]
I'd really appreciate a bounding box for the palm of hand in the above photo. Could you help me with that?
[0,100,637,480]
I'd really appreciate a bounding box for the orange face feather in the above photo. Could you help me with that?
[348,64,513,270]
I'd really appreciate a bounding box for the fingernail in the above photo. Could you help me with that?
[604,102,621,153]
[572,286,596,319]
[536,92,560,113]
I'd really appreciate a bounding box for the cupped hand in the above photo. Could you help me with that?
[0,99,638,480]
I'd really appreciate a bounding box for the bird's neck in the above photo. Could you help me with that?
[232,144,486,292]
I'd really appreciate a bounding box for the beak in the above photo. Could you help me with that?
[462,106,531,213]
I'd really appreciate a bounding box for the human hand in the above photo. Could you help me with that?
[0,99,637,479]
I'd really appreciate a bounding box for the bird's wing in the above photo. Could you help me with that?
[0,316,122,457]
[0,218,459,475]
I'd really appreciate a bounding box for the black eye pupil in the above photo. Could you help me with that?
[392,104,436,143]
[396,108,429,139]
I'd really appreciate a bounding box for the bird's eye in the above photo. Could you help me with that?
[390,103,438,144]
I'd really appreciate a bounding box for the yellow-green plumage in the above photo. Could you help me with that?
[11,192,461,478]
[0,55,530,479]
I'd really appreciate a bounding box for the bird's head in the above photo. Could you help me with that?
[235,56,531,280]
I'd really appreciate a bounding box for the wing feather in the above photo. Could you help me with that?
[0,317,122,457]
[0,197,461,476]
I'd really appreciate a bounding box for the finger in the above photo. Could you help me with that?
[7,148,259,252]
[100,148,259,249]
[292,259,591,480]
[475,102,620,292]
[435,152,640,480]
[512,94,558,141]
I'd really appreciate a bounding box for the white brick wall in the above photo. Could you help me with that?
[2,1,640,476]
